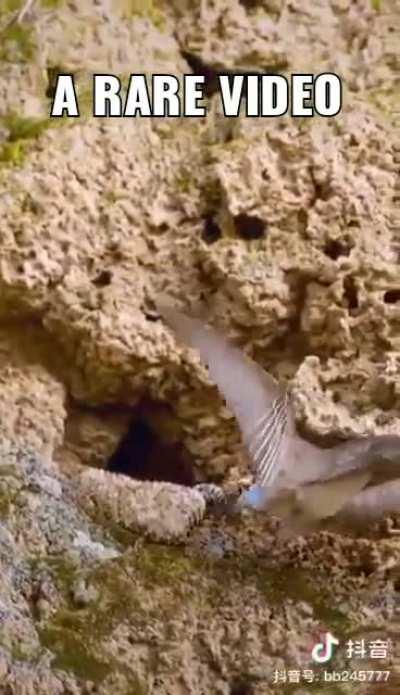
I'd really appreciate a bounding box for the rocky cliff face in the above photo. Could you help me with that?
[0,0,399,693]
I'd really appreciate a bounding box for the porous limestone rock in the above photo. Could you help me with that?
[0,328,66,461]
[1,444,399,693]
[0,444,120,692]
[0,0,399,692]
[0,0,398,472]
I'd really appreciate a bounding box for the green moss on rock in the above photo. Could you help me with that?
[3,112,50,140]
[37,543,353,688]
[0,113,52,165]
[39,625,113,682]
[0,22,36,63]
[37,556,81,593]
[138,544,196,585]
[37,553,151,687]
[3,1,23,12]
[40,0,63,7]
[115,0,165,29]
[0,489,11,517]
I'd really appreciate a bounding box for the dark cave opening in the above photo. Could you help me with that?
[202,213,222,244]
[343,275,359,312]
[181,51,269,99]
[323,238,351,260]
[234,213,266,240]
[92,269,113,287]
[238,0,259,8]
[106,397,197,487]
[230,679,254,695]
[383,289,400,304]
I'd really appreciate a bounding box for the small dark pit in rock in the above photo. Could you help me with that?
[343,275,359,311]
[234,213,266,240]
[323,238,351,260]
[230,679,254,695]
[202,214,222,244]
[383,289,400,304]
[238,0,259,8]
[92,270,112,287]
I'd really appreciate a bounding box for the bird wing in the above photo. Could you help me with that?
[157,301,294,490]
[244,388,293,488]
[366,435,400,485]
[337,478,400,524]
[328,434,400,478]
[265,435,399,533]
[368,434,400,458]
[294,469,372,519]
[268,468,372,526]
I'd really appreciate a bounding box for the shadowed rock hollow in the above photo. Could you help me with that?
[0,0,399,692]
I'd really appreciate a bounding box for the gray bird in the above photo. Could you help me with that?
[157,302,400,535]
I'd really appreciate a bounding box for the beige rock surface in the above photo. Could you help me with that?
[0,0,399,692]
[0,326,66,460]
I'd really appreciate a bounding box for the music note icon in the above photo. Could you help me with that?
[311,632,340,664]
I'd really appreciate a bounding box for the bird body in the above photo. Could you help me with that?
[157,301,400,534]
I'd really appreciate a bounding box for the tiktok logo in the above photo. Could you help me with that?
[311,632,340,664]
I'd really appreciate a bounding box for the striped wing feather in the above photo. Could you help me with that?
[158,302,293,489]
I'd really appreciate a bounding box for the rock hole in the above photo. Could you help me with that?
[343,275,359,311]
[181,51,268,98]
[202,213,222,244]
[309,167,331,204]
[181,51,220,97]
[238,0,259,8]
[332,391,341,404]
[106,397,197,486]
[143,310,159,322]
[348,133,359,147]
[223,129,234,144]
[383,289,400,304]
[323,238,351,260]
[297,208,308,230]
[234,213,266,240]
[372,382,396,411]
[156,222,169,233]
[353,559,375,578]
[92,270,112,287]
[230,679,254,695]
[313,181,330,202]
[46,65,68,100]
